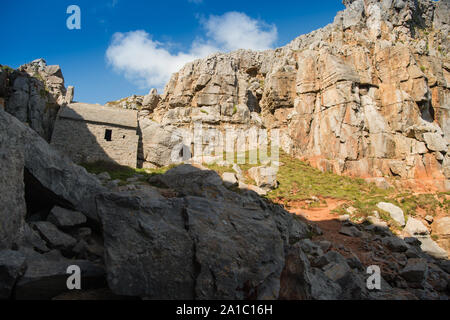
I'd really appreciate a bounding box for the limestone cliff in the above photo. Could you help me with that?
[149,0,450,190]
[0,59,73,141]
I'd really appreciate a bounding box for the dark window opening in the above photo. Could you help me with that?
[104,129,112,141]
[123,135,126,139]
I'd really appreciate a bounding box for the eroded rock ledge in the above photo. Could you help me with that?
[125,0,449,191]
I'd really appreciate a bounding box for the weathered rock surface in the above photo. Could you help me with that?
[0,59,72,141]
[404,217,430,237]
[15,254,105,300]
[248,166,279,190]
[377,202,406,226]
[400,259,429,284]
[98,166,310,299]
[144,0,450,191]
[31,222,77,250]
[0,250,27,299]
[47,206,87,228]
[0,109,105,223]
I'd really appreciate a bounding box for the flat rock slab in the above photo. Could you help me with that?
[15,257,105,300]
[377,202,405,226]
[31,222,77,249]
[47,206,87,228]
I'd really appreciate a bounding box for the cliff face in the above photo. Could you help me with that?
[0,59,73,141]
[152,0,450,190]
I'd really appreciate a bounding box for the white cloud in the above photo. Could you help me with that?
[106,12,278,90]
[201,12,277,52]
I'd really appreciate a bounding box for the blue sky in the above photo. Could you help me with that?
[0,0,344,104]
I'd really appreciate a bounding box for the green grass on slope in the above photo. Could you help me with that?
[82,152,449,223]
[80,161,175,184]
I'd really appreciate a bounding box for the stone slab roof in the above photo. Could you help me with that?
[59,103,138,128]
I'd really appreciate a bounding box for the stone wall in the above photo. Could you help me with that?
[51,119,139,168]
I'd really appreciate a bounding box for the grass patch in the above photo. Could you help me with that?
[80,161,176,184]
[203,150,447,221]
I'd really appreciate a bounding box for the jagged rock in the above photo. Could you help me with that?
[65,86,74,104]
[400,259,428,284]
[404,217,430,237]
[47,206,87,228]
[346,254,364,271]
[0,250,27,299]
[151,0,449,191]
[222,172,238,187]
[312,250,348,269]
[2,59,72,141]
[377,202,406,226]
[418,237,448,260]
[248,166,278,190]
[142,88,160,112]
[279,244,342,300]
[382,237,408,252]
[21,224,49,253]
[423,133,448,152]
[322,259,367,300]
[139,118,185,168]
[339,226,363,238]
[0,109,105,223]
[299,239,324,258]
[97,165,309,299]
[31,222,77,250]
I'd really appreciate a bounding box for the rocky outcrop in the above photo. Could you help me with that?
[97,165,311,299]
[0,59,73,141]
[145,0,449,191]
[0,107,105,251]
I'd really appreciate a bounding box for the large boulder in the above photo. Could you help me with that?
[139,118,185,168]
[377,202,406,226]
[0,109,105,224]
[98,166,310,299]
[248,166,279,191]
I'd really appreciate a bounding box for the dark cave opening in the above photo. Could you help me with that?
[24,168,73,219]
